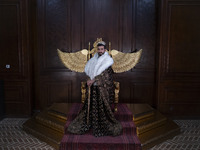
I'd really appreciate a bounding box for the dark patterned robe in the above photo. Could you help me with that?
[67,67,122,137]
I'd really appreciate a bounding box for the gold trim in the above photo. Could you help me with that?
[137,117,167,135]
[133,112,154,122]
[35,115,65,134]
[47,111,67,121]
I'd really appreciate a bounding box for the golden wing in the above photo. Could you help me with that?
[57,49,88,72]
[111,49,142,73]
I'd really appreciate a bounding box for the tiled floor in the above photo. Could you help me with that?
[0,118,54,150]
[151,120,200,150]
[0,118,200,150]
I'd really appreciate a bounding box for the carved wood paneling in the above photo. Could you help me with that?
[130,82,154,104]
[134,0,156,71]
[37,0,70,72]
[84,0,121,49]
[0,1,24,77]
[0,0,31,116]
[4,81,30,116]
[158,0,200,115]
[161,84,200,104]
[39,81,72,109]
[34,0,157,110]
[1,0,199,116]
[37,0,156,72]
[158,103,200,116]
[159,0,200,80]
[5,85,24,103]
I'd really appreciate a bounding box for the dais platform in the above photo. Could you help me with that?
[23,103,71,149]
[23,103,180,150]
[127,104,180,150]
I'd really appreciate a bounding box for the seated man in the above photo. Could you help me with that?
[67,41,122,137]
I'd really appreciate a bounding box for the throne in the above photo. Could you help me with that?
[57,38,142,111]
[81,81,120,112]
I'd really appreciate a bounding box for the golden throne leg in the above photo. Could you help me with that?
[81,82,86,104]
[114,82,120,112]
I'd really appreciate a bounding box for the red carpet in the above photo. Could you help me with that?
[60,103,141,150]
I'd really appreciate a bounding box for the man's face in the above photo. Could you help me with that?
[97,46,106,56]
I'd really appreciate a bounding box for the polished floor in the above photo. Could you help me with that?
[151,120,200,150]
[0,118,200,150]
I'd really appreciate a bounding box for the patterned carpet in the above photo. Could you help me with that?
[61,103,141,150]
[0,118,200,150]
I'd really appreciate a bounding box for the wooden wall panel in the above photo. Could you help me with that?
[0,1,23,76]
[159,82,200,104]
[2,0,199,116]
[35,0,157,110]
[4,81,30,116]
[168,4,200,74]
[39,81,72,107]
[130,83,154,104]
[84,0,122,49]
[158,0,200,116]
[0,0,31,116]
[39,0,69,71]
[135,0,156,71]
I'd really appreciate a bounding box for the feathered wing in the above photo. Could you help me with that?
[111,49,142,73]
[57,49,88,72]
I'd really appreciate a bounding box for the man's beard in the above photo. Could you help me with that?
[98,52,104,56]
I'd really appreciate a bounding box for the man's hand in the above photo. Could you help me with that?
[87,79,95,87]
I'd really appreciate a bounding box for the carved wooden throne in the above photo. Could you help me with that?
[81,81,120,112]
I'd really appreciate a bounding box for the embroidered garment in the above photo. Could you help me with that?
[67,67,122,137]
